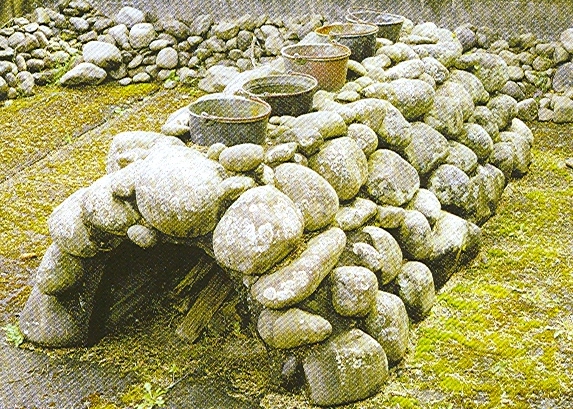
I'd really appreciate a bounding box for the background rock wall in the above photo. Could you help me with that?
[20,0,573,39]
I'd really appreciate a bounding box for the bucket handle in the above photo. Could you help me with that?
[234,88,269,104]
[200,111,218,125]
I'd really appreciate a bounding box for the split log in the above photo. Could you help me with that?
[176,267,233,343]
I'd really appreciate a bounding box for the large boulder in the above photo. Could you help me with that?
[82,41,122,70]
[427,164,470,212]
[274,163,339,231]
[403,122,450,176]
[213,185,304,275]
[396,210,433,261]
[424,96,464,138]
[553,62,573,93]
[459,123,494,162]
[309,137,368,201]
[59,62,107,86]
[135,145,225,238]
[487,94,518,130]
[251,228,346,308]
[436,80,475,121]
[448,69,489,105]
[81,175,140,236]
[129,23,157,49]
[362,226,403,285]
[303,329,388,406]
[363,291,409,363]
[257,308,332,349]
[35,244,85,295]
[363,78,435,121]
[115,6,145,28]
[48,189,99,258]
[366,149,420,206]
[457,52,509,93]
[334,198,377,231]
[330,266,378,317]
[396,261,435,320]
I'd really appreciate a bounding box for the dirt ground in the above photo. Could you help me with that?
[1,85,572,409]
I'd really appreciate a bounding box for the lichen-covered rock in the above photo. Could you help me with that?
[422,56,449,84]
[472,106,500,141]
[106,131,183,173]
[397,210,433,261]
[436,80,475,121]
[115,6,145,28]
[126,224,158,248]
[264,142,298,165]
[412,40,463,67]
[60,62,107,86]
[257,308,332,349]
[376,205,406,229]
[384,59,425,80]
[35,244,84,295]
[448,69,489,105]
[303,329,388,406]
[20,286,85,347]
[282,111,347,139]
[331,266,378,317]
[48,188,99,258]
[82,41,122,69]
[499,131,532,175]
[427,164,470,212]
[214,185,304,275]
[366,149,420,206]
[363,291,409,363]
[251,227,346,308]
[459,123,494,162]
[424,96,464,138]
[552,96,573,124]
[346,98,413,150]
[309,137,368,201]
[509,118,534,147]
[475,164,506,214]
[403,122,450,176]
[334,198,377,231]
[274,163,339,231]
[135,145,225,237]
[218,143,264,172]
[362,226,403,285]
[490,141,517,180]
[81,175,140,236]
[347,123,378,156]
[218,175,256,201]
[458,52,509,93]
[553,62,573,93]
[396,261,435,320]
[198,65,240,93]
[445,140,478,175]
[406,188,442,225]
[362,78,435,121]
[487,94,518,130]
[129,23,157,49]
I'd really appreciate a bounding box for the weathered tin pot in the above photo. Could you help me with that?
[346,8,404,42]
[315,22,378,62]
[188,95,271,146]
[240,73,318,117]
[281,43,351,92]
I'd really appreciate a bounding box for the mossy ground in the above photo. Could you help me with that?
[1,86,573,408]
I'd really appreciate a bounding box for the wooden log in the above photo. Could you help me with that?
[170,253,215,313]
[176,267,233,343]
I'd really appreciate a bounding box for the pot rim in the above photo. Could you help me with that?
[241,73,318,99]
[281,43,352,62]
[315,22,379,38]
[346,8,405,25]
[188,95,271,124]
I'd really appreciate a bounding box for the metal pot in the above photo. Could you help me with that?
[240,73,318,117]
[346,8,405,43]
[315,22,378,62]
[281,43,351,92]
[188,95,271,146]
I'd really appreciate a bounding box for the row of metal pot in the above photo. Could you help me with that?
[187,8,405,147]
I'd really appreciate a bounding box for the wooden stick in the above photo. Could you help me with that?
[175,267,233,343]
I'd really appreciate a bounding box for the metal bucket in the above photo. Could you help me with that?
[240,73,318,117]
[281,43,351,92]
[188,95,271,146]
[346,8,404,42]
[315,22,378,62]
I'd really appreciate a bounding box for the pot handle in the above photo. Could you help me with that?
[234,89,268,105]
[200,111,217,125]
[292,52,307,66]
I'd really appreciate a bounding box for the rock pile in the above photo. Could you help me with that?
[19,10,537,409]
